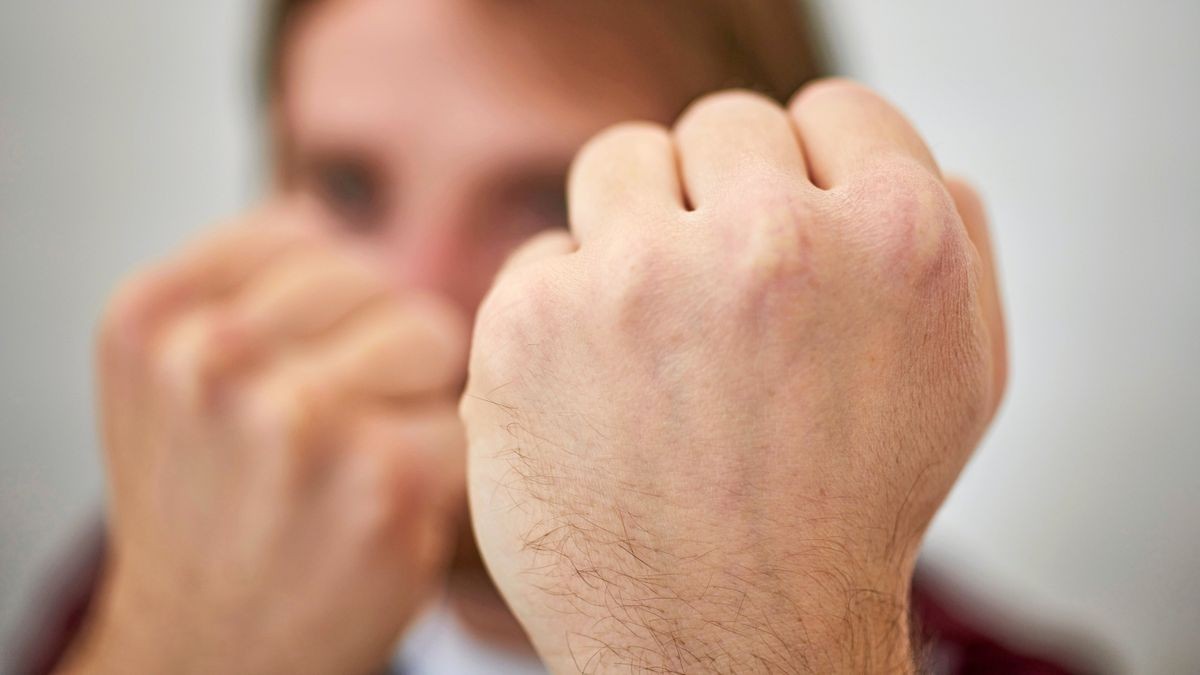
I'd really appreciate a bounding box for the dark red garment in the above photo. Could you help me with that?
[910,568,1104,674]
[8,524,1101,675]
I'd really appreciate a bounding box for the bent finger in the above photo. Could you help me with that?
[946,177,1007,415]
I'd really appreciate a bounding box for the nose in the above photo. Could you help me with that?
[381,221,487,322]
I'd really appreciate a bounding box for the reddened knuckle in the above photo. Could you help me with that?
[850,159,958,271]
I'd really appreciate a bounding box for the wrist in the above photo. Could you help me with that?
[730,561,915,674]
[828,547,919,672]
[56,573,185,675]
[525,554,916,674]
[812,573,915,674]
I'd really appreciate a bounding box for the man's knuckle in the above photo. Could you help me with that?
[597,240,676,329]
[732,195,815,291]
[790,77,876,113]
[406,295,470,365]
[154,311,232,401]
[476,270,553,343]
[380,450,429,510]
[580,121,669,163]
[355,449,430,537]
[680,88,784,130]
[848,160,958,271]
[594,121,671,149]
[253,370,322,445]
[148,347,184,400]
[98,267,167,356]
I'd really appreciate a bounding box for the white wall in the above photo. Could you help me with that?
[2,2,1197,672]
[0,0,258,654]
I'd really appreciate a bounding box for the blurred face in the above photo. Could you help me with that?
[277,0,680,318]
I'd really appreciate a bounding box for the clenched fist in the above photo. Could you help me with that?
[462,80,1006,673]
[67,202,469,675]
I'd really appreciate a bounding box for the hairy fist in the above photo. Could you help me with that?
[74,202,469,675]
[462,81,1006,673]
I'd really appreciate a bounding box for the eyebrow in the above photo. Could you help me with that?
[281,122,576,201]
[281,139,390,187]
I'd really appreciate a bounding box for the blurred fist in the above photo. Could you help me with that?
[463,81,1006,673]
[71,202,469,675]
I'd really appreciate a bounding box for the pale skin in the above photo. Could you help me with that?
[464,83,1006,673]
[60,1,1005,673]
[67,203,471,674]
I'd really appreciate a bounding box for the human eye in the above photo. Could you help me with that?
[307,156,386,233]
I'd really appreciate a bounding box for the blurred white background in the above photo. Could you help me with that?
[2,1,1197,672]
